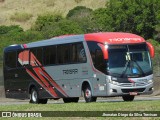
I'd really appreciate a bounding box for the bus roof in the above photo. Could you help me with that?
[4,32,146,50]
[4,44,22,52]
[84,32,145,44]
[25,32,145,48]
[25,35,84,48]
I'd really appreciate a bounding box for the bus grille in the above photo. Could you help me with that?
[121,88,145,93]
[119,83,146,87]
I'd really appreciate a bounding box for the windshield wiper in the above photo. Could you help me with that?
[120,60,130,78]
[121,60,145,78]
[132,60,145,77]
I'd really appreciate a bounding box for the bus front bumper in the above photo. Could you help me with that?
[107,82,154,96]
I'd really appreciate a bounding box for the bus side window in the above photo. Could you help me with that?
[57,44,70,64]
[30,48,43,66]
[95,49,105,73]
[77,43,87,63]
[36,48,43,64]
[30,49,37,67]
[5,51,16,69]
[17,50,23,68]
[71,44,78,63]
[57,45,65,64]
[44,46,57,65]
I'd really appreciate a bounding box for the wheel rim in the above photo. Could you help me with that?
[32,90,37,102]
[85,89,91,98]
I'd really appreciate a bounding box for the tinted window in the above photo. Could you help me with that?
[5,51,16,68]
[17,50,23,67]
[77,43,87,62]
[30,48,43,66]
[87,41,105,73]
[57,44,70,64]
[71,44,78,62]
[44,46,57,65]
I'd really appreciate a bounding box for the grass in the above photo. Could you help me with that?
[0,100,160,111]
[10,12,33,22]
[0,100,159,119]
[0,0,106,30]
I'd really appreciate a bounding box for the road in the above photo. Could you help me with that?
[0,96,160,105]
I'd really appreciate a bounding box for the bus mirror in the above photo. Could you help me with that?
[146,42,155,58]
[98,43,108,60]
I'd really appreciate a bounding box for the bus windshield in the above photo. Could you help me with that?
[107,44,152,78]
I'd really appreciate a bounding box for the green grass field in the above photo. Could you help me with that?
[0,100,160,120]
[0,101,160,111]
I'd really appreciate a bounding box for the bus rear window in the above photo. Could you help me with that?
[5,51,16,68]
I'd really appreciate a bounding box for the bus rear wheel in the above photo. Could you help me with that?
[30,87,48,104]
[83,85,97,103]
[63,97,79,103]
[122,95,135,101]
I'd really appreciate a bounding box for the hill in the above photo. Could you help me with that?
[0,0,106,30]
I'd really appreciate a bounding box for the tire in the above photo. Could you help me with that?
[83,85,97,103]
[30,87,48,104]
[122,95,135,101]
[30,87,39,104]
[63,97,79,103]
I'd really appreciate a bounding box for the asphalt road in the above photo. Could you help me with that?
[0,96,160,105]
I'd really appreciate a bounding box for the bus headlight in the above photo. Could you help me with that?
[148,79,153,84]
[109,79,119,85]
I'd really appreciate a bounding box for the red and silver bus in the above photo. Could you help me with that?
[3,32,154,104]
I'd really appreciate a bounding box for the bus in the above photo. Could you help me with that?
[3,32,155,104]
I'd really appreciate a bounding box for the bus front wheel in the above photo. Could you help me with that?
[83,85,97,103]
[122,95,135,101]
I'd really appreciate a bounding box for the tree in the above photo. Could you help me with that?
[93,0,160,40]
[67,6,100,33]
[32,14,63,31]
[41,19,83,38]
[67,6,93,19]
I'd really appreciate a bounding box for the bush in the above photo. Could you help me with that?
[33,14,63,31]
[0,25,23,34]
[66,6,99,33]
[67,6,93,19]
[16,30,44,42]
[41,19,83,38]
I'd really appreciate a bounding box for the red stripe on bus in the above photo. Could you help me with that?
[41,71,68,97]
[19,50,68,98]
[30,53,68,97]
[26,68,58,98]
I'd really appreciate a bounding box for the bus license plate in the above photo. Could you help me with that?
[129,92,137,95]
